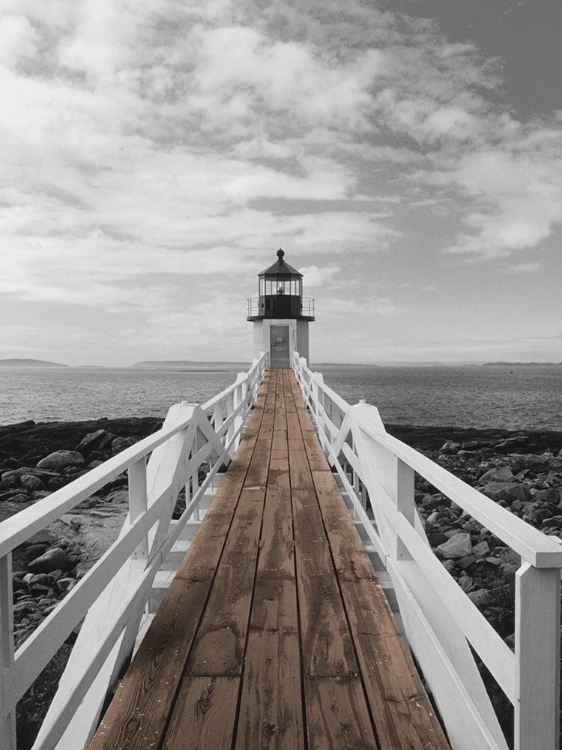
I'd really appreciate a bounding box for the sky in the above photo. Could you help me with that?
[1,0,562,366]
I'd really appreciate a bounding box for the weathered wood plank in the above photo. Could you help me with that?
[235,579,304,750]
[185,488,266,676]
[162,676,240,750]
[87,577,209,750]
[312,469,377,582]
[304,676,379,750]
[341,578,450,750]
[291,488,357,677]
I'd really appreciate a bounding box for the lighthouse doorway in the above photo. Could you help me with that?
[270,325,290,368]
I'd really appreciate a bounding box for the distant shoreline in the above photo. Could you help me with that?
[2,358,562,370]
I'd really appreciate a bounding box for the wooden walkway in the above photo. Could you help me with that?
[88,369,450,750]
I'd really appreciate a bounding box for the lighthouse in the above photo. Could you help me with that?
[247,249,315,368]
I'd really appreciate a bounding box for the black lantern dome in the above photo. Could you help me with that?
[247,249,315,321]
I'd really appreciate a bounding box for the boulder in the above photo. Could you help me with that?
[436,532,473,559]
[36,451,84,471]
[27,547,74,574]
[20,474,45,491]
[75,430,115,456]
[478,466,514,483]
[111,436,138,454]
[482,482,531,506]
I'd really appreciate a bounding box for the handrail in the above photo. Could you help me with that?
[292,352,561,750]
[0,352,269,750]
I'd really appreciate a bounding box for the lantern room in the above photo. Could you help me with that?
[247,249,315,368]
[247,249,315,322]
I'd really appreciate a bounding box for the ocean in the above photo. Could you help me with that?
[1,364,561,432]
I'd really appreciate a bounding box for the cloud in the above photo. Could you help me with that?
[446,138,562,258]
[298,265,341,288]
[505,262,541,274]
[1,0,562,365]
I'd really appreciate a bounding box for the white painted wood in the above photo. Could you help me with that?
[396,458,415,560]
[514,563,561,750]
[0,553,16,750]
[128,457,148,560]
[391,558,510,750]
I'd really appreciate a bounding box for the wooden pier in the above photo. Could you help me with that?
[87,369,450,750]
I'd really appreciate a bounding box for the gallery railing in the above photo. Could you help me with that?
[292,352,562,750]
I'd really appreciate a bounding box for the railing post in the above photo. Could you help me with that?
[128,457,148,561]
[233,373,247,451]
[514,562,560,750]
[0,553,16,750]
[396,458,415,560]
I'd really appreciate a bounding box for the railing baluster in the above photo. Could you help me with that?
[128,457,148,560]
[0,553,16,750]
[396,458,415,561]
[514,563,561,750]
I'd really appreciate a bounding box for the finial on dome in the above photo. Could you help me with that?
[277,248,285,261]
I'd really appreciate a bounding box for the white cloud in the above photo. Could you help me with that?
[506,262,541,274]
[298,265,341,288]
[447,141,562,258]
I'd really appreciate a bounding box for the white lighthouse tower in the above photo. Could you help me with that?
[247,249,315,368]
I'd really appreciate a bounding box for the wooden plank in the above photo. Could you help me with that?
[185,487,266,676]
[235,579,304,750]
[87,578,209,750]
[292,489,357,677]
[162,676,239,750]
[236,631,303,750]
[304,676,379,750]
[341,579,450,750]
[258,480,294,580]
[312,469,377,582]
[288,437,313,489]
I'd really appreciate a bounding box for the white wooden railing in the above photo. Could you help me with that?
[292,353,562,750]
[0,352,268,750]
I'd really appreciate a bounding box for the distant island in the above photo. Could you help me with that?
[483,362,562,367]
[133,360,249,371]
[0,358,69,368]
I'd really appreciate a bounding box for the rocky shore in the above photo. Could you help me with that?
[2,417,562,747]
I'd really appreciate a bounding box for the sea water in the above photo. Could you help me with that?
[1,365,561,432]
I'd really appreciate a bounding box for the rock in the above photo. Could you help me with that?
[493,435,532,453]
[75,429,115,456]
[56,578,76,593]
[440,441,461,455]
[20,474,45,491]
[36,451,84,471]
[426,530,449,546]
[533,487,560,504]
[468,589,492,607]
[542,516,562,529]
[7,493,29,503]
[482,482,531,506]
[524,507,553,526]
[460,440,492,452]
[111,436,138,453]
[479,466,514,483]
[473,541,491,557]
[27,547,74,574]
[436,532,473,559]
